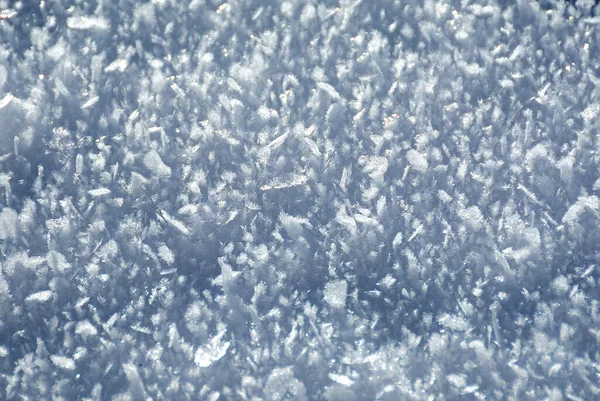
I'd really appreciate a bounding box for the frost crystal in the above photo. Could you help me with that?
[406,149,428,173]
[66,16,110,31]
[51,355,76,370]
[144,150,172,179]
[88,188,111,197]
[194,329,230,368]
[324,280,348,309]
[264,367,308,401]
[1,0,599,399]
[75,320,98,339]
[0,208,18,240]
[25,290,54,303]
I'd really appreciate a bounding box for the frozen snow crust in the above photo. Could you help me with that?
[1,0,600,399]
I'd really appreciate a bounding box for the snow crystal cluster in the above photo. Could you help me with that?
[1,0,600,399]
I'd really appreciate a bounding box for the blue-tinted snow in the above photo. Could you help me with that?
[1,0,600,400]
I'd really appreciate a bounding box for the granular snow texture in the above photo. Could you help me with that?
[1,0,600,400]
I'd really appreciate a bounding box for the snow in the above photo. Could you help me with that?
[88,188,111,197]
[75,320,98,339]
[264,367,308,401]
[158,209,191,237]
[144,150,172,179]
[194,329,230,368]
[363,156,389,183]
[328,373,354,387]
[66,16,110,32]
[25,290,54,303]
[324,280,348,309]
[406,149,429,173]
[0,207,18,240]
[51,355,76,371]
[1,0,600,399]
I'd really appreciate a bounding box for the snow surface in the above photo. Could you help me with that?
[1,0,600,399]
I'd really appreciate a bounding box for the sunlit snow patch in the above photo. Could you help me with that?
[0,93,14,110]
[329,373,355,387]
[67,16,110,31]
[25,290,54,303]
[159,209,191,236]
[324,280,348,309]
[194,329,230,368]
[88,188,111,197]
[264,367,308,401]
[51,355,76,370]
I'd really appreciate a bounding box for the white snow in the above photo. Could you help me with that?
[363,156,388,182]
[144,150,172,179]
[158,209,191,236]
[75,320,98,339]
[264,367,308,401]
[25,290,54,303]
[67,16,110,31]
[0,208,18,240]
[406,149,428,173]
[1,1,600,399]
[88,188,111,197]
[329,373,354,387]
[324,280,347,309]
[194,329,230,368]
[51,355,76,370]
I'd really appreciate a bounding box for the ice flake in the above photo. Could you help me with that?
[144,150,172,179]
[123,363,148,397]
[75,320,98,339]
[51,355,76,370]
[159,268,177,276]
[0,208,17,240]
[88,188,111,197]
[353,213,380,229]
[438,313,469,332]
[214,258,241,287]
[324,386,358,401]
[0,9,17,19]
[458,206,484,231]
[392,232,403,249]
[0,93,14,110]
[517,184,542,206]
[259,133,289,163]
[324,280,347,309]
[67,16,110,31]
[551,275,569,295]
[406,149,428,173]
[329,373,354,387]
[447,373,467,389]
[279,212,312,240]
[264,367,308,401]
[260,174,308,191]
[363,156,388,182]
[301,137,321,157]
[104,58,129,73]
[194,329,230,368]
[317,82,341,100]
[563,196,600,226]
[157,244,175,265]
[81,96,99,109]
[207,392,220,401]
[378,274,397,289]
[54,77,70,96]
[159,210,191,236]
[177,204,199,215]
[340,167,351,192]
[25,290,54,303]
